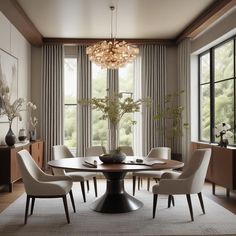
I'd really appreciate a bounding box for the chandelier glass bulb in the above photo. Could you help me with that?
[86,6,139,69]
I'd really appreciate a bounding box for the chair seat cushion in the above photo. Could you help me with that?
[133,170,165,178]
[31,180,72,196]
[66,172,96,181]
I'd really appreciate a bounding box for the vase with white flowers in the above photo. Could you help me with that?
[1,95,25,146]
[215,123,233,148]
[27,102,38,141]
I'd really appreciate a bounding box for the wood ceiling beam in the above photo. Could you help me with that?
[0,0,43,46]
[43,38,176,46]
[176,0,236,43]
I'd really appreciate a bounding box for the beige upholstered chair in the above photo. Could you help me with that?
[152,148,211,221]
[133,147,171,195]
[85,146,106,157]
[52,145,101,202]
[118,146,134,156]
[17,149,75,224]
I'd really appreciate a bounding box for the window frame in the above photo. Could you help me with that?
[198,36,236,146]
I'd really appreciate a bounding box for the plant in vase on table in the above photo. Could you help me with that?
[27,102,38,141]
[79,91,151,163]
[215,123,233,147]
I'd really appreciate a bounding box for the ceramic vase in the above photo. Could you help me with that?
[5,125,16,147]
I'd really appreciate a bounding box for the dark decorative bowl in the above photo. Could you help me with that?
[99,152,126,164]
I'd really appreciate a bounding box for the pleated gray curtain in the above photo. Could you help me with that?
[140,45,167,156]
[107,69,119,151]
[177,39,191,163]
[41,44,64,168]
[77,45,92,157]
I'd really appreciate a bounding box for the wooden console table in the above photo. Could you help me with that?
[0,140,44,192]
[192,142,236,197]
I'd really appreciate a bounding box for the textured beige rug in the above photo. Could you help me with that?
[0,180,236,236]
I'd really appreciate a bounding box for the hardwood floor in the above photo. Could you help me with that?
[0,179,236,214]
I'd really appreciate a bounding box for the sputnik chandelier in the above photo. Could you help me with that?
[86,6,139,69]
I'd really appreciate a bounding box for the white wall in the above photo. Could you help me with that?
[0,11,31,144]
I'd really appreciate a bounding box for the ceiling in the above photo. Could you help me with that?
[17,0,215,39]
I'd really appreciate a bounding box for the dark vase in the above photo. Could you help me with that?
[5,126,16,147]
[29,129,37,141]
[218,134,228,148]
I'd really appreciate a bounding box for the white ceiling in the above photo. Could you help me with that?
[17,0,215,39]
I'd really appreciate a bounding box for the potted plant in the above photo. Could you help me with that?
[215,123,233,147]
[153,90,188,161]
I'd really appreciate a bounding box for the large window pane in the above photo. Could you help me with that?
[64,58,77,150]
[200,53,210,83]
[215,80,234,144]
[92,64,108,147]
[200,84,210,141]
[64,58,77,103]
[214,40,234,82]
[119,63,134,146]
[64,105,77,147]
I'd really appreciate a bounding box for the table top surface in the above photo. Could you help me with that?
[48,156,184,173]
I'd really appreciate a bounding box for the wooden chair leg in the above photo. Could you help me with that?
[62,195,70,224]
[93,177,98,197]
[24,195,30,224]
[168,195,171,208]
[147,178,150,191]
[30,197,35,215]
[153,194,158,218]
[86,180,90,192]
[69,190,76,213]
[197,192,205,214]
[133,176,136,196]
[80,181,86,202]
[186,194,194,221]
[212,183,215,195]
[138,177,141,190]
[171,195,175,206]
[141,177,143,187]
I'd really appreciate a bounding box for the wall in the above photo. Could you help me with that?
[190,7,236,142]
[0,11,31,144]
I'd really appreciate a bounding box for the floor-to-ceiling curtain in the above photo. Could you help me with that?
[77,45,92,157]
[177,39,191,163]
[41,44,64,167]
[140,45,166,156]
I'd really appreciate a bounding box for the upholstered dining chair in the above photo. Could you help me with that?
[17,149,75,224]
[132,147,171,195]
[85,145,106,157]
[118,146,134,156]
[152,148,211,221]
[52,145,100,203]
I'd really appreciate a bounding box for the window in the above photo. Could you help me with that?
[64,58,77,150]
[199,38,236,145]
[91,64,108,147]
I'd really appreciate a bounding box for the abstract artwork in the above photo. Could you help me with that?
[0,49,18,122]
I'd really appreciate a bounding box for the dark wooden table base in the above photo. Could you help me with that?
[90,171,143,213]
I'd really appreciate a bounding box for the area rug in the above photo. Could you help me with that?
[0,180,236,236]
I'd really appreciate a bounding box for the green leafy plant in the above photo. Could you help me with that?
[154,90,188,143]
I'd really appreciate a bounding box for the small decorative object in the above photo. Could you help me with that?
[18,128,27,141]
[215,123,233,148]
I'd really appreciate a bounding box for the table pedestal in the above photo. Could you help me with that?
[91,171,143,213]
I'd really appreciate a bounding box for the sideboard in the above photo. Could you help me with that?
[0,140,44,192]
[192,142,236,197]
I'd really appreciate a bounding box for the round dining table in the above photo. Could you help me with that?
[48,156,184,214]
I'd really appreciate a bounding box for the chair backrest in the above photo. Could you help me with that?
[180,148,211,193]
[85,146,106,157]
[52,145,74,175]
[17,149,44,194]
[52,145,74,160]
[147,147,171,160]
[118,146,134,156]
